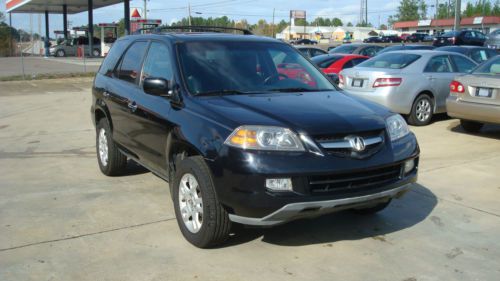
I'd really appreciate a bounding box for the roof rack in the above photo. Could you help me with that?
[132,26,253,35]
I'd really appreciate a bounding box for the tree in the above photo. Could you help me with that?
[380,24,388,30]
[436,0,455,19]
[396,0,421,21]
[347,22,353,27]
[0,11,5,23]
[419,0,428,19]
[332,18,343,26]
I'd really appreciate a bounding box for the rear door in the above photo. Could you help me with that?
[106,40,150,155]
[423,55,456,110]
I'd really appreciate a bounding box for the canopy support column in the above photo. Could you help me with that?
[124,0,130,35]
[44,10,49,58]
[63,4,68,40]
[88,0,94,57]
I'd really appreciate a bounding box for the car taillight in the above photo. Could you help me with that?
[450,80,465,94]
[372,78,402,88]
[339,74,344,85]
[448,37,456,44]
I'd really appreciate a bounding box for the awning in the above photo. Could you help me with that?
[6,0,124,14]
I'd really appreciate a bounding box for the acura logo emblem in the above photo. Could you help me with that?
[345,135,365,152]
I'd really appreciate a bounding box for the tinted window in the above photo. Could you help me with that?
[142,42,173,82]
[470,49,496,63]
[298,48,310,56]
[357,53,421,69]
[98,39,129,76]
[329,45,358,54]
[473,56,500,75]
[352,58,368,65]
[311,55,342,68]
[442,31,459,37]
[117,41,149,84]
[343,60,355,69]
[424,55,453,72]
[311,49,326,57]
[360,46,382,57]
[178,41,335,95]
[475,32,486,39]
[451,55,476,73]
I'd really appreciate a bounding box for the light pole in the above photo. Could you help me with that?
[454,0,461,30]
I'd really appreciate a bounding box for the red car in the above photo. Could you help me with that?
[311,54,369,75]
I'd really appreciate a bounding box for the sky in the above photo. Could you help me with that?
[1,0,477,35]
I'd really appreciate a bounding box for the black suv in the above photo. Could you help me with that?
[91,27,419,248]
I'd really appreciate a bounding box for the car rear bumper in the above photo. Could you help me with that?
[447,96,500,125]
[343,89,412,114]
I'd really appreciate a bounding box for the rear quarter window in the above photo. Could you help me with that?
[98,40,129,76]
[357,53,421,69]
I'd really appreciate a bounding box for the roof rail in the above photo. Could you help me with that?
[132,26,253,35]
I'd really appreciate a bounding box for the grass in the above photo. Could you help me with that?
[0,72,96,82]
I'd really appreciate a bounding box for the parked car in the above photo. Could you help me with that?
[381,35,403,43]
[447,56,500,132]
[311,54,369,74]
[92,29,419,248]
[327,45,340,52]
[433,30,487,47]
[295,46,328,58]
[485,29,500,50]
[406,33,429,42]
[291,38,317,45]
[49,36,101,57]
[329,44,384,57]
[339,50,478,125]
[376,45,435,55]
[363,36,383,43]
[435,46,498,64]
[423,34,435,42]
[400,33,412,41]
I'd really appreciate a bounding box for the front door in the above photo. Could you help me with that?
[423,55,455,112]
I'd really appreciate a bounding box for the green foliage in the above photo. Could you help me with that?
[347,22,353,27]
[310,17,343,27]
[462,0,500,17]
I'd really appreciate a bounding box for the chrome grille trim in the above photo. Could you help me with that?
[318,136,383,149]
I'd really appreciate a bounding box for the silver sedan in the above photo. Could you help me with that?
[339,50,478,125]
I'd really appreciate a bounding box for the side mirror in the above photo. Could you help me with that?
[143,77,171,97]
[327,73,340,85]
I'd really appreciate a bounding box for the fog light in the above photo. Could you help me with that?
[404,159,415,174]
[266,178,293,191]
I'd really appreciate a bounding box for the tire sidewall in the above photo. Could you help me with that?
[410,94,434,126]
[93,49,100,57]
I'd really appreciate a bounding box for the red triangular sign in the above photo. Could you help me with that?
[131,8,141,18]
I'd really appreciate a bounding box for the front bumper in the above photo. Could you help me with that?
[447,96,500,125]
[229,183,413,226]
[207,133,419,225]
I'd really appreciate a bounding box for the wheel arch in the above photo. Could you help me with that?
[94,103,113,131]
[413,90,436,112]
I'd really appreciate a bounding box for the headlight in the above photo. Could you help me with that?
[224,126,305,151]
[385,114,410,141]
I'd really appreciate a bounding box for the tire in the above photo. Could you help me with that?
[96,118,127,176]
[353,200,391,215]
[56,49,65,57]
[408,94,434,126]
[173,156,231,248]
[92,49,100,57]
[460,119,483,133]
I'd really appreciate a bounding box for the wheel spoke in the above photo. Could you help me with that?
[178,173,203,234]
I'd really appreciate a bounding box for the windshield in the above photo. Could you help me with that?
[311,55,343,68]
[442,31,459,37]
[473,56,500,75]
[357,53,421,69]
[377,46,404,54]
[329,45,357,54]
[178,41,335,95]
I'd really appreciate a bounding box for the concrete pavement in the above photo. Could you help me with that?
[0,78,499,281]
[0,57,102,78]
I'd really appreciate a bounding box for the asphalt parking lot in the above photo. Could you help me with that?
[0,78,499,281]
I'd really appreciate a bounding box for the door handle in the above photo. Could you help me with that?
[127,101,138,112]
[426,76,436,80]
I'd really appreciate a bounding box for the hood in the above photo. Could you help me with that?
[192,91,390,136]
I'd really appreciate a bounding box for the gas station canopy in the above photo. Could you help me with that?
[6,0,124,14]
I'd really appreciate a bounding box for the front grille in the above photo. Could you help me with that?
[314,129,385,159]
[308,164,402,196]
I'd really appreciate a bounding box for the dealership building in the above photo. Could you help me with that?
[393,16,500,35]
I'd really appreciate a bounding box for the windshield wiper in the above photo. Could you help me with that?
[266,88,332,93]
[195,89,251,96]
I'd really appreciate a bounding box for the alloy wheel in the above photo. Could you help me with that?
[415,99,431,122]
[178,173,203,233]
[98,128,108,166]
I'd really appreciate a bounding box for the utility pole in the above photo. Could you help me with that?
[9,12,13,56]
[30,13,33,56]
[38,13,41,56]
[454,0,461,30]
[188,2,192,25]
[272,8,275,38]
[143,0,147,20]
[435,0,438,19]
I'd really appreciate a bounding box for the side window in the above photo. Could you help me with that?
[142,42,173,81]
[98,40,129,76]
[298,48,310,57]
[311,49,326,57]
[424,55,453,73]
[470,49,491,63]
[451,55,476,73]
[475,32,485,40]
[117,41,149,84]
[352,58,367,65]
